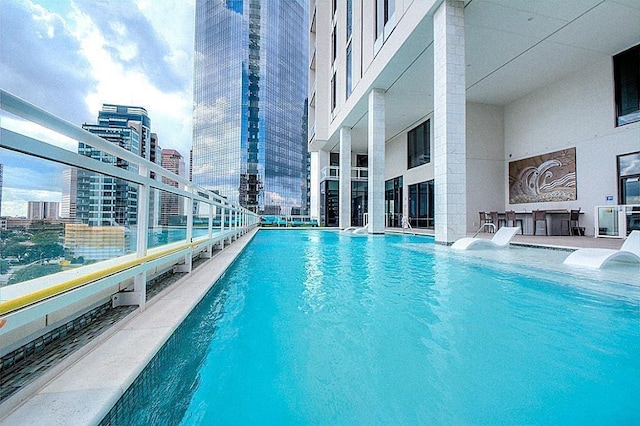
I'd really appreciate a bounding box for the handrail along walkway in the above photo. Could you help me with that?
[0,90,259,354]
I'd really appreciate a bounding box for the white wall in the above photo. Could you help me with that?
[385,116,436,219]
[504,58,639,236]
[466,102,505,232]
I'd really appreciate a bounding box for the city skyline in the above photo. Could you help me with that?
[0,0,195,217]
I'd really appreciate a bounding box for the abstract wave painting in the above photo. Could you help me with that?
[509,148,577,204]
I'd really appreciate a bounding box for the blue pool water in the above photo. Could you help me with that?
[104,230,640,424]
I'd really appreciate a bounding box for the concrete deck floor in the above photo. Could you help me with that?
[387,227,626,250]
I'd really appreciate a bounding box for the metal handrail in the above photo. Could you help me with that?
[0,89,259,324]
[0,237,209,315]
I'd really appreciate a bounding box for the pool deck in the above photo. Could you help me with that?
[0,227,630,424]
[386,227,626,250]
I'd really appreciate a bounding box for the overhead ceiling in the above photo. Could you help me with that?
[331,0,640,153]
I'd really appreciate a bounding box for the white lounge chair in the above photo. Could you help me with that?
[563,230,640,268]
[452,226,521,250]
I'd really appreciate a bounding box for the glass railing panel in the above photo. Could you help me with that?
[193,200,212,239]
[148,187,189,249]
[0,147,138,286]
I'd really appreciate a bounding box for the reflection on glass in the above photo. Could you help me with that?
[192,0,309,216]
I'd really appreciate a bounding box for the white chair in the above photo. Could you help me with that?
[452,227,521,250]
[563,230,640,268]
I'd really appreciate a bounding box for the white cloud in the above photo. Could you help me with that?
[2,187,62,217]
[1,113,78,153]
[70,0,194,160]
[1,0,196,216]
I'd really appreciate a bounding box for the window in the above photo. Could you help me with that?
[330,152,340,166]
[407,120,430,169]
[346,0,353,40]
[331,28,337,65]
[385,176,403,227]
[331,72,337,112]
[346,43,353,99]
[408,180,434,228]
[356,154,368,167]
[618,151,640,204]
[351,181,368,226]
[614,44,640,126]
[375,0,395,41]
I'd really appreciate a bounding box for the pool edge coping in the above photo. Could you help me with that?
[0,228,260,426]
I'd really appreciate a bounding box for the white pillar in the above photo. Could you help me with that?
[368,88,385,234]
[339,127,352,229]
[134,164,149,309]
[434,0,466,244]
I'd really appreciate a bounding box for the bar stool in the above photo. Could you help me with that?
[561,209,584,236]
[505,210,523,234]
[532,210,547,236]
[479,211,494,233]
[490,211,506,230]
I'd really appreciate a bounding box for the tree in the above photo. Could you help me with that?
[7,264,62,285]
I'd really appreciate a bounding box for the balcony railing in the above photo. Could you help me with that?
[0,90,259,354]
[320,166,368,181]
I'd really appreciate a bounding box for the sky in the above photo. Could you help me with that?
[0,0,196,216]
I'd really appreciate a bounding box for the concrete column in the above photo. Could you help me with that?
[434,0,466,244]
[339,127,352,229]
[368,88,385,234]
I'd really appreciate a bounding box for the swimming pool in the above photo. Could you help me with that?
[102,230,640,424]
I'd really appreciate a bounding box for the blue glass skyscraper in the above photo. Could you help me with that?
[192,0,308,215]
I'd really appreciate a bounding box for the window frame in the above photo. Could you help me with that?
[407,120,431,169]
[618,151,640,204]
[613,44,640,126]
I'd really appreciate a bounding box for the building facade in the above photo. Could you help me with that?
[192,0,309,215]
[98,104,157,164]
[77,123,140,227]
[160,148,186,225]
[309,0,640,242]
[0,163,3,218]
[60,167,77,220]
[27,201,59,220]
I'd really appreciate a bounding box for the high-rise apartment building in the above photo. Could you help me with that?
[61,167,78,219]
[77,123,140,227]
[0,163,3,218]
[191,0,309,215]
[98,104,156,164]
[309,0,640,241]
[27,201,60,220]
[160,149,185,225]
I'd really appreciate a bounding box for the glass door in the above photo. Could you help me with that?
[597,207,619,237]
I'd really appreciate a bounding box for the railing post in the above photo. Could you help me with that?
[205,202,213,257]
[113,165,147,310]
[176,193,194,273]
[234,209,238,239]
[220,204,226,250]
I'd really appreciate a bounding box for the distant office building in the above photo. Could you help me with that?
[0,163,3,217]
[61,167,78,219]
[192,0,309,215]
[160,149,185,225]
[64,223,126,261]
[98,104,156,164]
[27,201,60,220]
[97,104,161,226]
[77,123,139,227]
